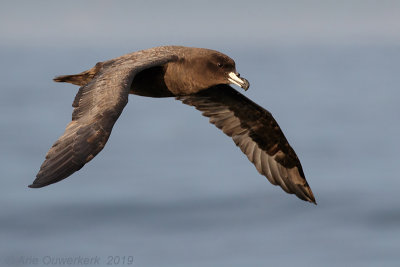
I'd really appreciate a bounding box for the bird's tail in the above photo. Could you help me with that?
[53,62,103,86]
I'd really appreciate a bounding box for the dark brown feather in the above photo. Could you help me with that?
[31,48,178,188]
[178,85,316,204]
[54,62,104,86]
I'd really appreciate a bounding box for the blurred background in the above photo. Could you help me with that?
[1,0,399,266]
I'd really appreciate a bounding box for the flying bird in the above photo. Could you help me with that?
[30,46,316,204]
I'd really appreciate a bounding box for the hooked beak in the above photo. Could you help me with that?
[227,72,250,91]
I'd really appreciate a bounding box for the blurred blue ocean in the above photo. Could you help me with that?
[1,1,400,266]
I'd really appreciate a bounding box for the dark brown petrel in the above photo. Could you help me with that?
[30,46,316,204]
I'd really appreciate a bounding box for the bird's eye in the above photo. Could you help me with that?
[217,63,223,68]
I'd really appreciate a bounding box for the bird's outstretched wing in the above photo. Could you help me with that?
[30,51,178,188]
[178,85,316,203]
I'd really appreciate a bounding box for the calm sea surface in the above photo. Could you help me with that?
[0,45,399,266]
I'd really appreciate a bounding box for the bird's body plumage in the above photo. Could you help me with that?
[31,46,316,204]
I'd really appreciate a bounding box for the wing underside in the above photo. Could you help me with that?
[178,85,316,203]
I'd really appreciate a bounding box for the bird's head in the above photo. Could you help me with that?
[164,48,249,94]
[193,51,250,91]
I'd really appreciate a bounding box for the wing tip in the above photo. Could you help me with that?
[308,197,317,205]
[28,183,43,188]
[303,187,317,205]
[28,177,49,188]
